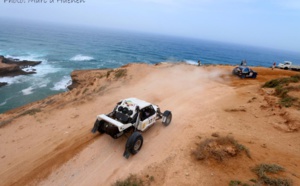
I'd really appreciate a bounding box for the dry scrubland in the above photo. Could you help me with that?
[0,63,300,186]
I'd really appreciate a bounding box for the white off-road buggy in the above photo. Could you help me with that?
[91,98,172,158]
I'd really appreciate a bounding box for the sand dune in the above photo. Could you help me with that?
[0,63,299,186]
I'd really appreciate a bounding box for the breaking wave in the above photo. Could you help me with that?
[184,60,198,65]
[19,77,50,96]
[0,76,23,85]
[51,76,72,91]
[70,54,94,61]
[21,86,34,95]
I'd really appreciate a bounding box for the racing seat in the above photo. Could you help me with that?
[115,112,130,123]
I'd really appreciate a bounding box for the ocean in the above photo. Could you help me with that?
[1,19,300,113]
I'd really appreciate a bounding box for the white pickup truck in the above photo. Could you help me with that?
[277,61,300,71]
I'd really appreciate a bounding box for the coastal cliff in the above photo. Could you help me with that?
[0,63,299,186]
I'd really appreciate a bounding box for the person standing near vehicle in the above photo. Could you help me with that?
[272,62,276,70]
[198,60,201,66]
[241,60,247,66]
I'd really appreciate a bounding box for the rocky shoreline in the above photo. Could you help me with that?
[0,55,41,87]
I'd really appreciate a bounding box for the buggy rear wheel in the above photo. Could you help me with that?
[97,120,106,134]
[91,119,105,134]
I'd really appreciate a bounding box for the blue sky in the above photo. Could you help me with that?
[1,0,300,52]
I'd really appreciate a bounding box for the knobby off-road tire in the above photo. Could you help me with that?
[126,131,143,155]
[162,110,172,126]
[92,119,105,134]
[98,120,106,134]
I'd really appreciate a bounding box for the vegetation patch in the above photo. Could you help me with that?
[106,69,113,78]
[82,88,89,94]
[112,174,155,186]
[105,69,127,79]
[211,132,220,137]
[0,119,13,128]
[252,164,292,186]
[98,85,107,92]
[229,180,250,186]
[263,74,300,88]
[0,108,42,127]
[279,96,297,108]
[224,108,246,112]
[114,69,127,79]
[113,174,143,186]
[262,74,300,108]
[20,108,41,116]
[228,164,292,186]
[192,135,251,162]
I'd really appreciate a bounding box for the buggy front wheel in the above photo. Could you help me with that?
[123,132,143,158]
[162,110,172,126]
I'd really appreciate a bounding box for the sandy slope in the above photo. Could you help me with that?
[0,63,299,186]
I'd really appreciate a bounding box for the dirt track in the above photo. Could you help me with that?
[0,63,299,186]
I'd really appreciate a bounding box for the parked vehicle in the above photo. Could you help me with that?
[277,61,300,71]
[91,98,172,158]
[232,66,257,79]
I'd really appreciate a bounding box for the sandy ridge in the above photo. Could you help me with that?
[0,63,299,186]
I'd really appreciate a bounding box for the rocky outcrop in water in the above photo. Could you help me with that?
[0,55,41,76]
[0,82,8,87]
[0,55,42,87]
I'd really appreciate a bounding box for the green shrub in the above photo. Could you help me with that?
[106,70,113,78]
[275,86,289,97]
[280,96,297,108]
[263,79,280,88]
[114,69,127,79]
[229,180,241,186]
[0,119,13,128]
[263,75,300,88]
[252,164,292,186]
[20,108,41,116]
[291,74,300,82]
[263,74,300,108]
[229,180,250,186]
[113,174,143,186]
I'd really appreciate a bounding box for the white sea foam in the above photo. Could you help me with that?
[0,101,6,106]
[164,58,199,65]
[0,76,21,85]
[51,76,72,91]
[33,61,61,77]
[185,60,198,65]
[0,96,17,106]
[18,77,50,96]
[70,54,94,61]
[21,86,34,95]
[5,54,44,62]
[34,78,50,88]
[23,66,36,73]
